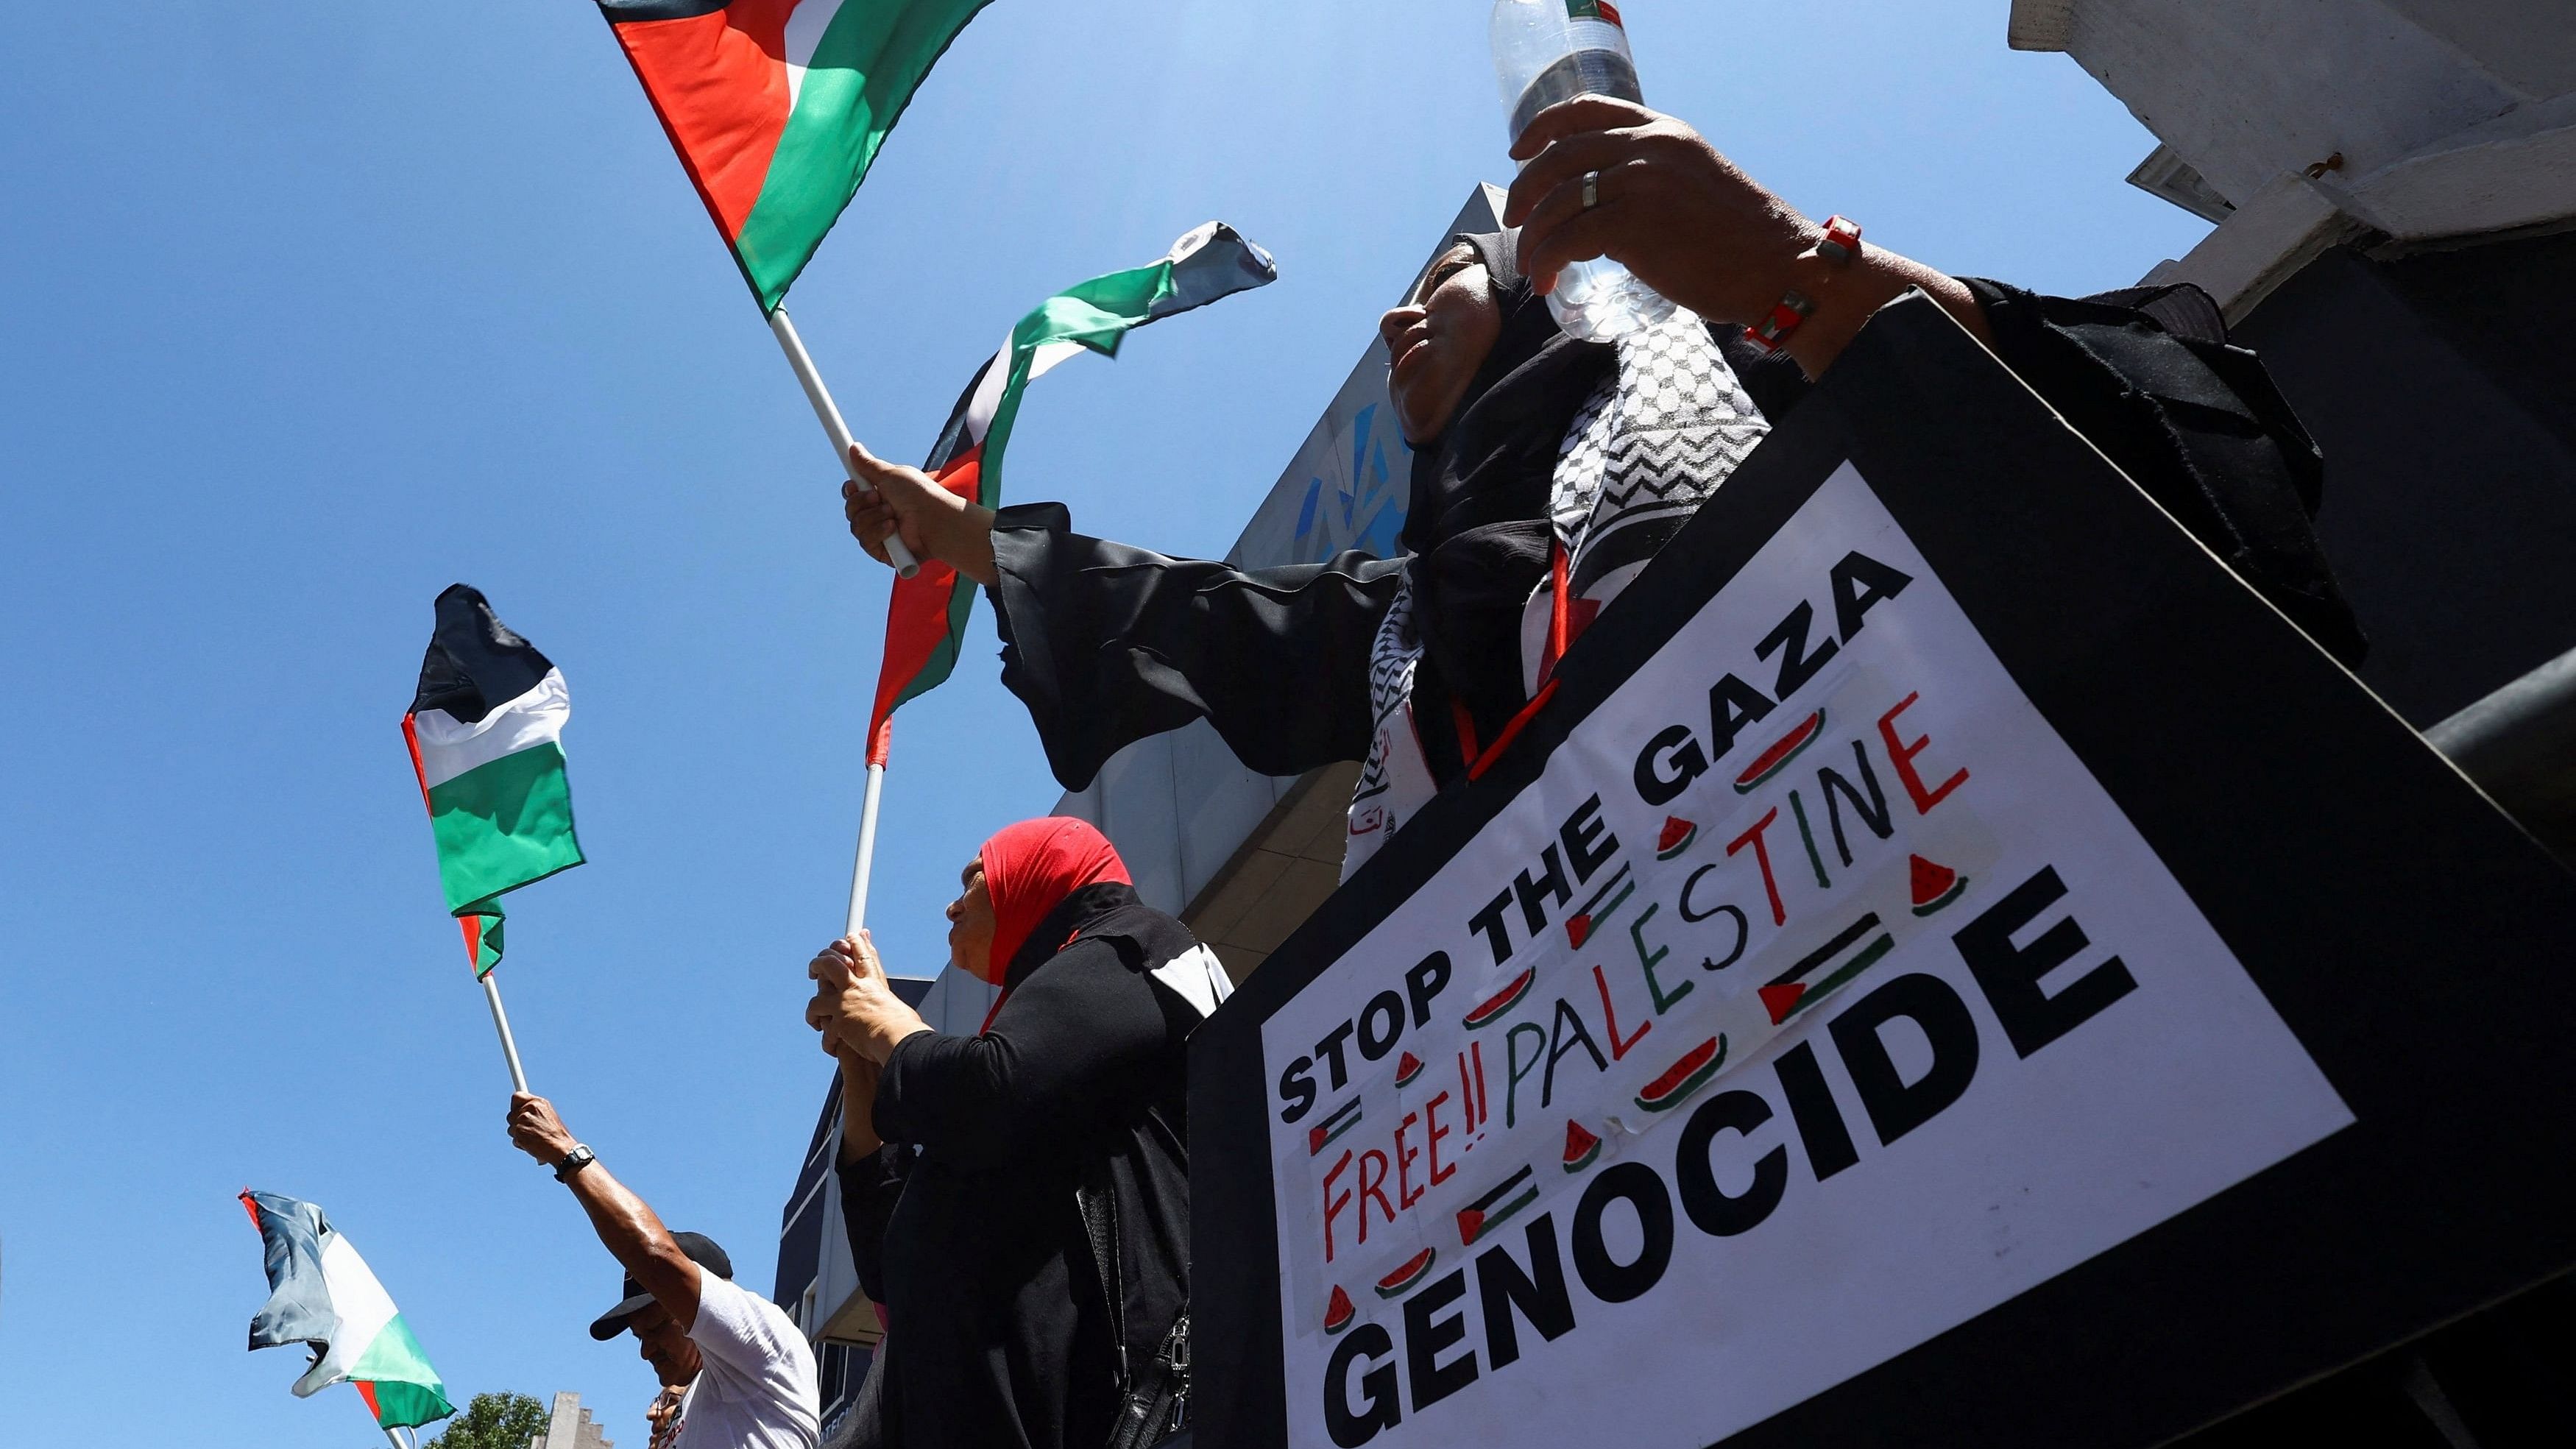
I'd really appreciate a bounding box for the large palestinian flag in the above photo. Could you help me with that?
[243,1191,456,1432]
[598,0,993,311]
[403,586,585,976]
[866,223,1278,763]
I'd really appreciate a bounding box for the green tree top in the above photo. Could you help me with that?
[425,1391,551,1449]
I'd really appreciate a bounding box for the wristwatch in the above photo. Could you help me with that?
[553,1144,598,1183]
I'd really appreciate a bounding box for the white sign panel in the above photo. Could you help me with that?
[1258,464,2354,1448]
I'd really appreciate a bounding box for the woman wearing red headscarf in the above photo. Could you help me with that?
[806,817,1231,1449]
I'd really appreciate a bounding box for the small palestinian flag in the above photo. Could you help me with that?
[1758,913,1895,1025]
[597,0,994,311]
[866,224,1277,764]
[1456,1165,1538,1247]
[243,1191,456,1432]
[403,587,584,976]
[1308,1095,1363,1157]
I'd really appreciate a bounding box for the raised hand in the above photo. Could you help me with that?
[807,930,932,1065]
[1504,96,1813,330]
[506,1092,578,1166]
[841,442,999,585]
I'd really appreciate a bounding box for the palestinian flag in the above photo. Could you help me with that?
[403,586,585,976]
[866,223,1277,763]
[598,0,993,311]
[242,1191,456,1431]
[1758,912,1896,1025]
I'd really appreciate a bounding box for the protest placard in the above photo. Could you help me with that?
[1191,295,2576,1449]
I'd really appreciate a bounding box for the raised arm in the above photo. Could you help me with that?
[1503,96,1992,381]
[1500,96,2363,664]
[507,1094,702,1331]
[841,442,1407,791]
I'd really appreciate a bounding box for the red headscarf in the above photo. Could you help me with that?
[974,817,1132,986]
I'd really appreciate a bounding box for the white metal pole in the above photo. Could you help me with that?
[481,972,531,1095]
[383,1425,414,1449]
[768,306,921,579]
[845,762,887,938]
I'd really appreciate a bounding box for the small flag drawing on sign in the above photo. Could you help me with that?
[1457,1165,1540,1247]
[1309,1097,1363,1156]
[1760,913,1897,1024]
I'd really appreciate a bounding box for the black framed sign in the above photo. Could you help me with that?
[1189,296,2576,1449]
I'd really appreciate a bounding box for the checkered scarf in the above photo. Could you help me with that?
[1348,311,1768,877]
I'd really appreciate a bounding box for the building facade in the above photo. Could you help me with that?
[529,1391,612,1449]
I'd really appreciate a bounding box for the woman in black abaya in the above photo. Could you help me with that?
[841,98,2364,876]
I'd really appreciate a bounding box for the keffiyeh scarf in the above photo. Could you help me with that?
[1346,311,1771,879]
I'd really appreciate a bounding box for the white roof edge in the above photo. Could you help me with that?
[2138,173,2362,322]
[2140,110,2576,320]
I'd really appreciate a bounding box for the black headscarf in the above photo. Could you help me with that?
[1395,230,1616,751]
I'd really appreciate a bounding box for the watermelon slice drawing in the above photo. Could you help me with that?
[1323,1284,1356,1335]
[1634,1035,1727,1113]
[1373,1247,1439,1300]
[1734,709,1826,794]
[1655,815,1699,861]
[1563,1119,1604,1174]
[1457,1165,1538,1246]
[1909,854,1970,916]
[1394,1050,1425,1088]
[1462,967,1536,1029]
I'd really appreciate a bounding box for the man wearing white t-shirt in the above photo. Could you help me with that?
[509,1093,819,1449]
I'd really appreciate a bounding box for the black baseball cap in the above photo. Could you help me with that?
[590,1231,735,1340]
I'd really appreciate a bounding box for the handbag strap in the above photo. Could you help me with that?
[1076,1160,1132,1388]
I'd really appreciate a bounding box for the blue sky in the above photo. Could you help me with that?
[0,3,2207,1442]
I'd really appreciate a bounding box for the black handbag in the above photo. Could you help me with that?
[1078,1162,1192,1449]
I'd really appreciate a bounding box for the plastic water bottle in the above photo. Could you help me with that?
[1491,0,1675,342]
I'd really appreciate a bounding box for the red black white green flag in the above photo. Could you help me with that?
[866,223,1278,764]
[403,587,585,977]
[596,0,993,311]
[243,1191,456,1432]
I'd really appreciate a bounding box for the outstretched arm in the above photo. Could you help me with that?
[507,1093,702,1331]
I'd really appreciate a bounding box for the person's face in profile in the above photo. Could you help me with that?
[627,1300,704,1388]
[947,854,998,978]
[1380,244,1504,446]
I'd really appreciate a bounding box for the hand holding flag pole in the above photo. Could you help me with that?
[843,225,1283,943]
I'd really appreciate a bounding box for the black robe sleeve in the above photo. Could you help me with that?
[1958,278,2368,665]
[835,1141,910,1308]
[872,934,1183,1173]
[986,502,1410,792]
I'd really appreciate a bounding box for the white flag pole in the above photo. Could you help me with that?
[768,307,921,579]
[481,972,531,1095]
[845,762,888,938]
